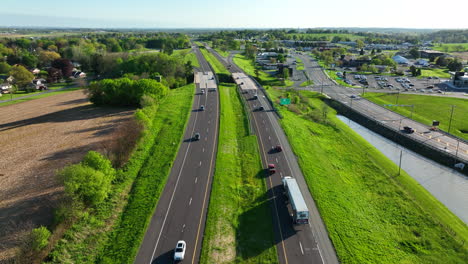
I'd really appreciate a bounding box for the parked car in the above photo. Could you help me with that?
[174,240,186,261]
[403,126,415,134]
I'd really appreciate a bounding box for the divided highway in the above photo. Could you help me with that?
[134,45,219,264]
[207,46,339,264]
[295,53,468,163]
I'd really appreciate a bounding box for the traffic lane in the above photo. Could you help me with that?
[151,90,219,264]
[244,93,322,264]
[135,84,202,264]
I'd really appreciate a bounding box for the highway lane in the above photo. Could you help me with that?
[297,53,468,163]
[134,46,219,264]
[207,46,339,264]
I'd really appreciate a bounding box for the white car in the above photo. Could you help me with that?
[174,240,186,261]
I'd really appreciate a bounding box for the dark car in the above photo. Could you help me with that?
[258,106,264,111]
[194,133,200,140]
[403,126,415,134]
[200,105,205,111]
[268,164,276,174]
[275,145,283,152]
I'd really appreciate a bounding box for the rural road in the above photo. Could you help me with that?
[134,45,219,264]
[207,45,339,264]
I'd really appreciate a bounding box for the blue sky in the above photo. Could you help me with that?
[1,0,467,29]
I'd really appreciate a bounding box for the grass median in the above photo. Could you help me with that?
[200,48,230,75]
[364,92,468,140]
[200,84,277,264]
[267,88,468,264]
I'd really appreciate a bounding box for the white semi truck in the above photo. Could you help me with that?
[282,176,309,224]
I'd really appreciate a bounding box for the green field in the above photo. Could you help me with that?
[287,33,364,41]
[432,43,468,52]
[419,68,451,79]
[364,93,468,140]
[267,88,468,264]
[200,84,277,264]
[233,54,283,86]
[300,80,313,87]
[215,48,229,57]
[201,48,230,74]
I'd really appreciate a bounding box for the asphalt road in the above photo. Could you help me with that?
[296,53,468,163]
[207,46,339,264]
[134,45,219,264]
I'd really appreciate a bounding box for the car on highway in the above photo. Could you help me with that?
[268,164,276,174]
[403,126,415,134]
[194,133,200,141]
[200,105,205,111]
[174,240,186,261]
[253,94,258,100]
[350,95,358,99]
[275,145,283,152]
[258,106,264,111]
[201,89,205,94]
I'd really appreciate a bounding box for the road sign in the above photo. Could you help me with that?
[280,98,291,105]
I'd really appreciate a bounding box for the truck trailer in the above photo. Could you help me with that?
[282,176,309,224]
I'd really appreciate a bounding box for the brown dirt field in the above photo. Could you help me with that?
[0,90,134,263]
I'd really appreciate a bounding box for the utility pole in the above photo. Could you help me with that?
[395,91,400,105]
[398,150,403,176]
[448,105,456,134]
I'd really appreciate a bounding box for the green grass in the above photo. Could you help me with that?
[267,88,468,264]
[200,84,277,264]
[0,85,80,107]
[286,33,364,41]
[233,54,284,87]
[300,80,313,87]
[215,48,229,57]
[200,48,230,74]
[432,43,468,52]
[419,68,451,79]
[185,52,200,68]
[364,92,468,140]
[46,84,195,263]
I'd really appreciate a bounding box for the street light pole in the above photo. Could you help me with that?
[398,150,403,176]
[448,105,456,134]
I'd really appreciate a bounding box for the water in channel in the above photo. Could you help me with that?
[337,115,468,224]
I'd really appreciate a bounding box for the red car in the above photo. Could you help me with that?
[268,164,276,174]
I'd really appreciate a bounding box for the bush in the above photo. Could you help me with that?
[87,78,169,107]
[59,164,112,207]
[31,226,51,251]
[82,151,115,178]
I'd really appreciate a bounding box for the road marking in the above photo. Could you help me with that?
[182,224,186,232]
[280,172,283,177]
[199,161,202,166]
[299,242,304,255]
[207,128,209,132]
[269,136,271,140]
[189,197,192,205]
[195,177,198,183]
[202,148,205,153]
[276,158,279,163]
[149,82,201,264]
[205,137,208,141]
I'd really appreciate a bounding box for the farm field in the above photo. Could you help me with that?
[0,90,134,262]
[267,89,468,263]
[364,93,468,140]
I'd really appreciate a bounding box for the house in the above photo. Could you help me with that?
[71,71,86,78]
[0,83,12,93]
[415,59,430,67]
[453,72,468,88]
[420,50,445,60]
[340,55,372,67]
[392,55,409,65]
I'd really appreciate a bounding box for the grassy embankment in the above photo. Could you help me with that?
[419,68,451,79]
[0,83,80,107]
[46,84,195,263]
[364,92,468,140]
[286,33,364,41]
[200,48,230,75]
[200,84,277,264]
[267,88,468,263]
[215,48,229,57]
[432,43,468,52]
[171,48,200,68]
[233,54,290,87]
[199,49,278,263]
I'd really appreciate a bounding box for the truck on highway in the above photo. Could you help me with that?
[282,176,309,224]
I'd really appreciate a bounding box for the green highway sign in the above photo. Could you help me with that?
[280,98,291,105]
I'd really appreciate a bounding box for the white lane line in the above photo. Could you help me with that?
[276,158,279,163]
[280,172,283,177]
[207,128,209,132]
[182,224,186,232]
[202,148,205,153]
[205,137,208,141]
[208,120,211,124]
[199,161,202,166]
[189,197,192,205]
[195,177,198,183]
[299,241,304,255]
[269,136,271,140]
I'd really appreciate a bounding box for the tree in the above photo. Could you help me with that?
[356,39,365,49]
[0,62,11,74]
[410,65,417,76]
[282,68,289,80]
[447,59,463,71]
[9,65,34,88]
[30,226,51,251]
[409,47,420,59]
[51,58,74,77]
[38,51,61,67]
